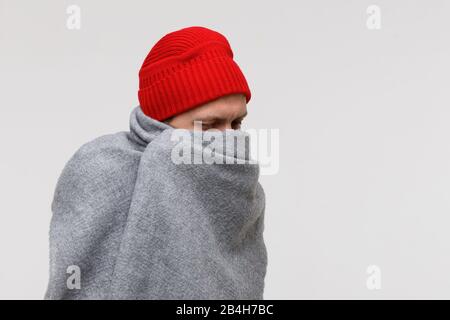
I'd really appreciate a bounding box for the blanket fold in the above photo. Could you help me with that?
[45,106,267,300]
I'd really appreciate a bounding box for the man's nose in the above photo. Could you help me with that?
[223,122,233,130]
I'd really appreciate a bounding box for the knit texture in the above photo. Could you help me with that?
[45,106,267,299]
[138,26,252,120]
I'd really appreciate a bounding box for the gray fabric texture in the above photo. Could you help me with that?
[45,106,267,300]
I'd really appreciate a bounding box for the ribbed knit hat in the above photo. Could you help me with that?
[138,26,252,121]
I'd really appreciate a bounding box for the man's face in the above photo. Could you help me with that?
[166,93,247,131]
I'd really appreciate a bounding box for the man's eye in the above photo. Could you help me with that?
[201,123,214,130]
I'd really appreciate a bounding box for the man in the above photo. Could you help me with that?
[45,26,267,300]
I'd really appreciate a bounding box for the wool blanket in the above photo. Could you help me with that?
[45,106,267,299]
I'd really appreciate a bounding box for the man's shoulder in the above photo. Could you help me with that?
[77,131,137,155]
[69,132,136,173]
[53,132,140,205]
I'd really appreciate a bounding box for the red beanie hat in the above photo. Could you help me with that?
[138,26,252,121]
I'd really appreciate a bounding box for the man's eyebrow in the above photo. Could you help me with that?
[196,111,248,122]
[195,115,221,122]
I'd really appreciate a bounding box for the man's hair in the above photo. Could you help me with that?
[163,116,174,124]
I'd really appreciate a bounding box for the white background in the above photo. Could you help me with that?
[1,0,450,299]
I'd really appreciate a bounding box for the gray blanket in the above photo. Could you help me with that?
[45,106,267,299]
